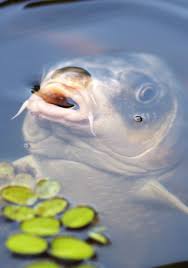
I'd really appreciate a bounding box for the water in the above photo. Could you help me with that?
[1,1,188,267]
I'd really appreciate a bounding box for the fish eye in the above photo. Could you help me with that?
[134,115,143,123]
[136,84,157,103]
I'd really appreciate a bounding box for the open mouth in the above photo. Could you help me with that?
[13,81,96,135]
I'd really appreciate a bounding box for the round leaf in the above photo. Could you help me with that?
[1,185,37,205]
[21,217,60,236]
[35,198,68,217]
[25,261,60,268]
[75,264,100,268]
[6,233,47,255]
[49,236,95,261]
[35,179,61,199]
[61,206,96,229]
[3,205,36,222]
[88,231,110,245]
[13,173,35,188]
[0,162,14,179]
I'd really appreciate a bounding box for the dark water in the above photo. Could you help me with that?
[0,1,188,268]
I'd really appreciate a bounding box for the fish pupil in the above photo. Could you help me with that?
[134,115,143,122]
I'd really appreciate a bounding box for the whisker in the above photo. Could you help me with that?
[88,112,96,136]
[11,99,29,120]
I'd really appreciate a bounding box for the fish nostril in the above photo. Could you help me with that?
[31,84,40,93]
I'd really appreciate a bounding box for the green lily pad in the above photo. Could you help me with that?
[35,179,61,199]
[25,260,61,268]
[3,205,36,222]
[13,173,35,188]
[88,231,110,245]
[75,264,100,268]
[6,233,48,255]
[1,185,37,205]
[34,197,68,217]
[49,236,95,261]
[61,206,96,229]
[21,217,60,236]
[13,159,36,177]
[0,162,14,179]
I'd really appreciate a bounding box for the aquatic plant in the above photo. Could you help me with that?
[0,161,110,267]
[35,179,61,199]
[3,205,36,222]
[87,230,110,246]
[1,185,37,205]
[34,197,68,217]
[25,260,61,268]
[6,233,48,255]
[49,236,95,261]
[61,206,96,229]
[20,217,60,236]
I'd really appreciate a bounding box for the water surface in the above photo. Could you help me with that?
[0,1,188,267]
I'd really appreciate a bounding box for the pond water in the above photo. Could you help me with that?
[1,0,188,268]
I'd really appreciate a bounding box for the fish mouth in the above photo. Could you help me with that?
[28,93,95,135]
[13,81,97,135]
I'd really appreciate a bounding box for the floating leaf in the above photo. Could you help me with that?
[49,236,95,261]
[13,173,35,188]
[61,206,96,229]
[3,205,36,222]
[75,263,100,268]
[24,260,61,268]
[13,159,36,177]
[1,185,37,205]
[35,197,68,217]
[21,217,60,236]
[35,179,61,199]
[6,233,47,255]
[0,162,14,179]
[88,231,110,245]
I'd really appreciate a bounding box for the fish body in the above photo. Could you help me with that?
[15,53,188,268]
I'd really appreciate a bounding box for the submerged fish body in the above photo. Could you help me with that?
[20,53,188,268]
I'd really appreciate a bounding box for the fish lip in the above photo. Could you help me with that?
[40,80,78,95]
[26,96,96,138]
[27,94,88,122]
[27,83,97,136]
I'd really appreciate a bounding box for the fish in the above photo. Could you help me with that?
[13,53,188,268]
